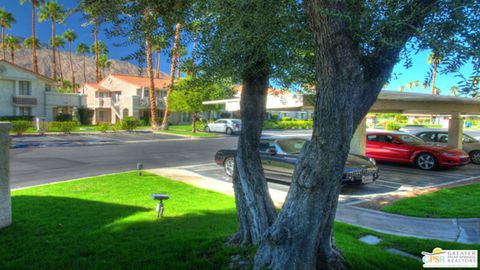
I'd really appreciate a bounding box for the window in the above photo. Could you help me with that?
[277,139,307,155]
[437,133,449,143]
[19,81,31,95]
[259,140,277,153]
[463,134,478,143]
[398,134,424,145]
[45,84,52,92]
[19,107,32,116]
[417,132,436,142]
[367,135,394,143]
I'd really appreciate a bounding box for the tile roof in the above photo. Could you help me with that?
[0,60,55,82]
[84,83,110,91]
[232,85,291,96]
[110,74,171,88]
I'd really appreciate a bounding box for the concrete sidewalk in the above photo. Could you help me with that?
[148,167,480,244]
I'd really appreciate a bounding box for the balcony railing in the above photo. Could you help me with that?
[139,97,166,108]
[12,96,37,106]
[93,97,114,107]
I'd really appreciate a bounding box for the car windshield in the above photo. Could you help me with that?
[277,139,307,155]
[464,134,479,143]
[398,134,425,145]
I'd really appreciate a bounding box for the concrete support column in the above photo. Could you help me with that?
[350,117,367,155]
[448,112,463,149]
[0,122,12,229]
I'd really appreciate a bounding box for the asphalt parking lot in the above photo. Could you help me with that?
[176,161,480,204]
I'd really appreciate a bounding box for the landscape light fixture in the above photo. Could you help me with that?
[152,194,169,218]
[137,161,143,176]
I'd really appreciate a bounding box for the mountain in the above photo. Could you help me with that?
[11,46,167,84]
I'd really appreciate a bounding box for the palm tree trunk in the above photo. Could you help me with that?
[95,24,100,82]
[1,25,5,60]
[160,22,182,130]
[431,59,438,95]
[32,2,39,73]
[176,51,181,78]
[83,54,87,83]
[58,49,64,82]
[146,37,158,130]
[69,42,75,92]
[155,50,160,78]
[51,18,57,81]
[191,34,197,76]
[10,47,14,63]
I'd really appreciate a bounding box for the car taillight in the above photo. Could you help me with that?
[235,123,240,128]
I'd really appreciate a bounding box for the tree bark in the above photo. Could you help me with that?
[160,22,182,130]
[146,37,159,130]
[231,69,277,246]
[58,49,64,82]
[51,18,57,81]
[83,55,87,83]
[69,42,75,92]
[155,50,160,79]
[1,25,5,61]
[10,47,14,63]
[95,24,100,82]
[31,2,38,73]
[176,51,181,78]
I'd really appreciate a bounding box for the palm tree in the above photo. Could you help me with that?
[52,36,65,82]
[406,82,413,91]
[5,35,20,63]
[76,42,89,83]
[98,53,111,78]
[0,9,16,61]
[19,0,44,72]
[428,52,442,95]
[90,41,108,80]
[161,22,182,130]
[152,35,167,79]
[176,45,187,79]
[450,86,459,96]
[24,36,40,50]
[188,21,200,76]
[62,29,77,91]
[39,1,65,81]
[398,85,405,92]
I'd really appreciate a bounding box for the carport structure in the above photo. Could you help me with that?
[204,90,480,154]
[348,91,480,155]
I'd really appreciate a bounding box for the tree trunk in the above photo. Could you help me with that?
[69,43,75,92]
[191,34,197,76]
[253,1,367,269]
[58,49,64,82]
[176,51,181,78]
[155,50,160,78]
[146,37,158,130]
[1,25,5,61]
[431,59,438,95]
[31,3,38,73]
[10,47,14,64]
[231,69,277,246]
[95,24,100,82]
[83,55,87,83]
[191,112,196,133]
[51,18,57,81]
[160,22,182,130]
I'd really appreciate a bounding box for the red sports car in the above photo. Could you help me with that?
[366,132,470,170]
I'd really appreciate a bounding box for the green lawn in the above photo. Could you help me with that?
[382,183,480,218]
[1,172,478,270]
[159,125,216,137]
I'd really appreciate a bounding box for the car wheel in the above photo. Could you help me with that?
[224,157,235,177]
[205,126,210,132]
[415,153,437,170]
[470,151,480,164]
[226,128,233,135]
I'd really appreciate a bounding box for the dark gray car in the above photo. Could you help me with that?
[215,137,379,184]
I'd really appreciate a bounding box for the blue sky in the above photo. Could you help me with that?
[2,1,474,95]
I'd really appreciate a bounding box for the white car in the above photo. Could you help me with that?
[205,119,241,135]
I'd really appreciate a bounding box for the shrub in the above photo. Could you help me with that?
[77,107,94,125]
[385,121,401,131]
[37,121,51,134]
[0,116,35,121]
[11,121,32,136]
[111,122,123,132]
[121,117,140,131]
[55,113,73,122]
[52,121,78,134]
[276,119,313,130]
[97,123,109,133]
[263,120,279,129]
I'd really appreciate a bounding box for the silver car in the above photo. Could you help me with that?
[205,119,241,135]
[414,130,480,164]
